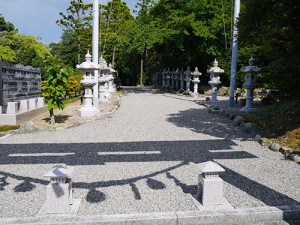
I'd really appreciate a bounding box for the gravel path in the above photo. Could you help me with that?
[0,86,299,218]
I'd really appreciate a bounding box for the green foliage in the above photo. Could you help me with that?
[41,56,71,112]
[0,125,20,132]
[0,16,51,68]
[238,0,300,97]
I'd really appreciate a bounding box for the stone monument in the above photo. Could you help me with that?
[184,67,192,94]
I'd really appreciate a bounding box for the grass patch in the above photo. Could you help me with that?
[0,125,20,132]
[242,99,300,152]
[65,96,81,104]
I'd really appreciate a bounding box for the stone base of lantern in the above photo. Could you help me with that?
[38,198,81,216]
[239,106,257,112]
[78,106,100,118]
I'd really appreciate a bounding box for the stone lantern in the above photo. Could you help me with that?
[108,63,116,93]
[197,161,226,206]
[240,56,261,112]
[43,164,75,214]
[99,56,110,102]
[165,68,171,88]
[207,59,224,104]
[191,67,202,95]
[175,68,180,90]
[161,69,166,88]
[77,51,100,117]
[184,67,192,94]
[179,68,185,91]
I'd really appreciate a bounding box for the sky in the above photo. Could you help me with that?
[0,0,137,45]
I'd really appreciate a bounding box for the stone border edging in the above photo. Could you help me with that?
[200,102,300,163]
[0,205,299,225]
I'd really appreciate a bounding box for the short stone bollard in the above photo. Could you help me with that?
[197,161,226,206]
[6,102,18,114]
[19,100,29,112]
[43,164,74,214]
[29,98,37,110]
[0,106,2,114]
[37,97,45,108]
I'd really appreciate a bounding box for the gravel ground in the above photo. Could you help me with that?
[0,86,299,218]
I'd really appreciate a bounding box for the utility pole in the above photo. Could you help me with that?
[229,0,240,107]
[92,0,99,109]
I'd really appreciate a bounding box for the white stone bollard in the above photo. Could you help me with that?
[37,97,45,108]
[19,100,29,112]
[43,164,74,214]
[0,106,2,114]
[6,102,18,114]
[29,98,37,110]
[197,161,226,206]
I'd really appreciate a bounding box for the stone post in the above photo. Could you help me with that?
[37,97,44,108]
[77,51,100,117]
[43,164,74,214]
[184,67,191,94]
[240,57,261,112]
[207,59,224,104]
[19,100,29,112]
[171,69,176,90]
[6,102,18,114]
[197,161,226,206]
[175,69,180,91]
[29,98,37,110]
[0,106,2,114]
[191,67,202,95]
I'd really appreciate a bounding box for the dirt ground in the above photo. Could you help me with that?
[31,93,120,130]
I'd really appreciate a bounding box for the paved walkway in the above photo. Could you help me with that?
[0,86,299,219]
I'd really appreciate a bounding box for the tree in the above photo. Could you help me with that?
[0,15,51,68]
[238,0,300,98]
[41,57,71,125]
[57,0,91,64]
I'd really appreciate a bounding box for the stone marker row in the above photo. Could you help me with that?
[0,97,44,114]
[40,161,230,215]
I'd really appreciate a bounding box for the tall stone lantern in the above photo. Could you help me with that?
[207,59,224,104]
[180,68,185,91]
[161,69,166,88]
[165,68,171,88]
[99,56,110,102]
[240,56,261,112]
[184,67,192,94]
[191,67,202,95]
[77,51,100,117]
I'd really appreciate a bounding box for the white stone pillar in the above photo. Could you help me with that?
[19,100,29,112]
[37,97,44,108]
[6,102,18,114]
[29,99,37,110]
[0,106,2,114]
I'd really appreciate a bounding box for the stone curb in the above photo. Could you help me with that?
[0,205,299,225]
[201,101,300,163]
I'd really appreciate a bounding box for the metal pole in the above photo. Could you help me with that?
[92,0,99,109]
[229,0,240,107]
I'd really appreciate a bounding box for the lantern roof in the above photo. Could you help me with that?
[241,56,261,73]
[43,164,75,178]
[207,59,224,74]
[197,161,225,173]
[76,50,100,70]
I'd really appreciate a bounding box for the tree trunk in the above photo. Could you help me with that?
[49,108,55,125]
[140,58,143,86]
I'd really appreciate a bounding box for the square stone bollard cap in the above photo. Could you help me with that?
[43,164,75,179]
[197,161,225,173]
